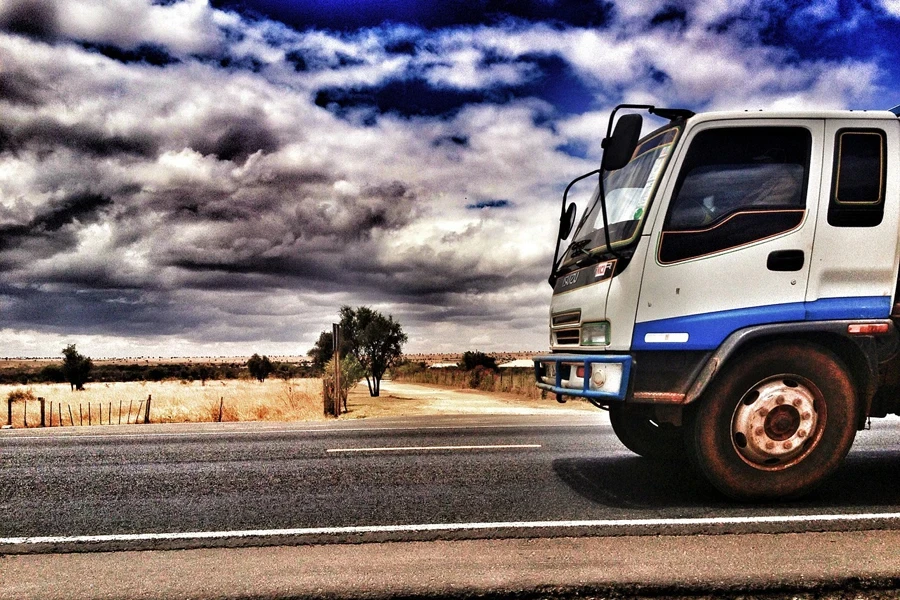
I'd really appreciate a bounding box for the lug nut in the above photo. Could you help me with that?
[783,441,793,450]
[755,427,764,436]
[802,412,811,420]
[792,398,802,407]
[766,441,775,450]
[758,408,769,417]
[798,430,807,438]
[775,396,785,405]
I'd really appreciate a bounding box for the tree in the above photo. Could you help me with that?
[459,350,498,371]
[307,330,334,372]
[322,355,366,412]
[339,305,407,397]
[61,344,93,391]
[247,353,273,382]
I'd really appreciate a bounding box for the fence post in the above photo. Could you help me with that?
[218,397,224,422]
[144,395,151,424]
[6,395,11,427]
[119,400,122,425]
[40,397,45,427]
[332,323,342,418]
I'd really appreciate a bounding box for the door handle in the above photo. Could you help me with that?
[767,249,805,272]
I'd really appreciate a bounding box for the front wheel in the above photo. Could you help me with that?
[685,343,858,501]
[609,403,684,460]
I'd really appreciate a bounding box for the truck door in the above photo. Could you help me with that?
[806,119,900,315]
[634,120,824,351]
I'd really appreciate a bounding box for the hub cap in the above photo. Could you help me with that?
[731,377,820,468]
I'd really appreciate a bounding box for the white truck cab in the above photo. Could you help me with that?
[535,104,900,500]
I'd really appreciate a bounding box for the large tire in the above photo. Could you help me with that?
[685,343,857,501]
[609,403,684,460]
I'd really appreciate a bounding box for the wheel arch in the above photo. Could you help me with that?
[684,321,885,429]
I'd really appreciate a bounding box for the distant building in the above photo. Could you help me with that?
[498,359,535,368]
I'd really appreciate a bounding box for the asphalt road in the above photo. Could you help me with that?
[2,404,900,599]
[2,409,899,552]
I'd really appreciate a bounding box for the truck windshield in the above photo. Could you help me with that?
[568,126,679,259]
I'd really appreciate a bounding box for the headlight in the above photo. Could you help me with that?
[581,321,610,346]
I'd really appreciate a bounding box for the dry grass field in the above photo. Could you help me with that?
[2,378,324,428]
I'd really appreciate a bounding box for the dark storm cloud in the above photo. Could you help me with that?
[0,285,206,336]
[190,114,280,162]
[0,69,44,106]
[35,192,114,233]
[0,118,158,158]
[0,0,58,41]
[81,42,180,67]
[158,180,420,280]
[0,193,112,251]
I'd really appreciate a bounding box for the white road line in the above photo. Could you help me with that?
[3,513,899,546]
[327,444,542,453]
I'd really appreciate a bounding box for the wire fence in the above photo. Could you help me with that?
[5,395,152,428]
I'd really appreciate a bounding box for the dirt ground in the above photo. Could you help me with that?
[341,379,597,419]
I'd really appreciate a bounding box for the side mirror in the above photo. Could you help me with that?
[601,113,642,171]
[559,202,577,240]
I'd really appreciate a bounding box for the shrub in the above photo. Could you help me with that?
[7,389,36,403]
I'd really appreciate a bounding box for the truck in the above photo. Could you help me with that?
[534,103,900,501]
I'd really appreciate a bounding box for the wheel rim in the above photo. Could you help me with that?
[730,375,824,470]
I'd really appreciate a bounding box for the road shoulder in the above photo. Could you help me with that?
[4,530,900,599]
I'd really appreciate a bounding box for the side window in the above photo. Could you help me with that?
[659,127,811,264]
[827,129,886,227]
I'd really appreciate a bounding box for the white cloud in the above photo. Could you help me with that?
[878,0,900,17]
[57,0,222,54]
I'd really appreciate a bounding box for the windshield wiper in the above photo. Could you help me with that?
[568,239,591,256]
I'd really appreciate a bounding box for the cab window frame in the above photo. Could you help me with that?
[658,125,812,264]
[827,128,886,228]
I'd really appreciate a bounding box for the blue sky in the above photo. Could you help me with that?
[0,0,898,357]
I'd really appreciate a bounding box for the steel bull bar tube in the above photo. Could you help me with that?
[534,354,633,404]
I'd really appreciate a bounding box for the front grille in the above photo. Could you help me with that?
[552,310,581,327]
[554,328,580,345]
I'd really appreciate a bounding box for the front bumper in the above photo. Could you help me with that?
[533,354,633,402]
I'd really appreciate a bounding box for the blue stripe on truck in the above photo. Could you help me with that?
[632,296,891,351]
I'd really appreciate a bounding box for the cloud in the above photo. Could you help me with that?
[0,1,894,356]
[880,0,900,17]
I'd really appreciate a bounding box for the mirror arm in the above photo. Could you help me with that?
[548,168,602,287]
[597,170,622,262]
[602,104,655,157]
